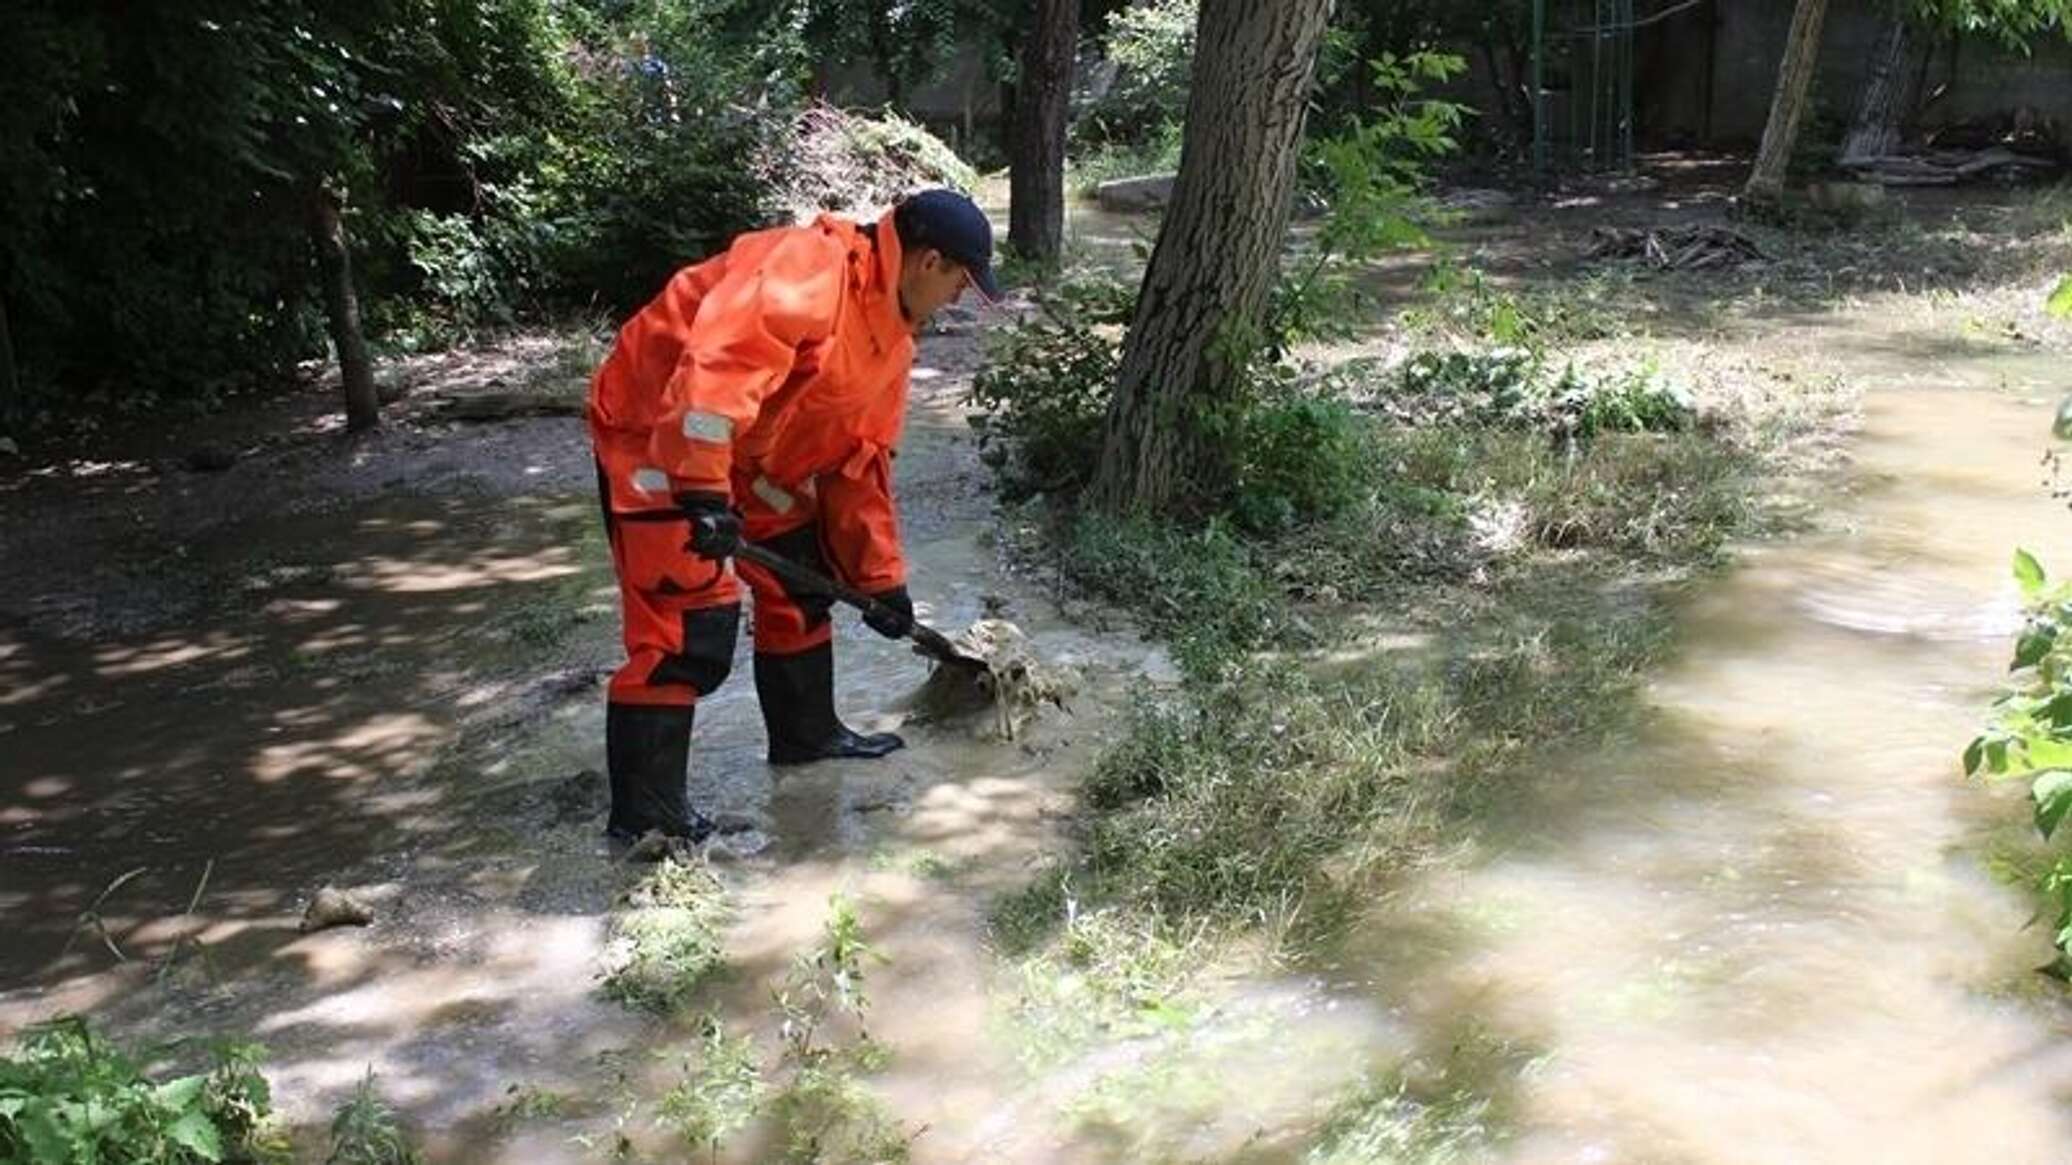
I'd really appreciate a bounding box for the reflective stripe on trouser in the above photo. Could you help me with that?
[597,463,838,704]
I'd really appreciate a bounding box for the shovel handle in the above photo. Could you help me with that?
[730,541,981,671]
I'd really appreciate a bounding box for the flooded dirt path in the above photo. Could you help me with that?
[7,184,2071,1161]
[1343,337,2072,1163]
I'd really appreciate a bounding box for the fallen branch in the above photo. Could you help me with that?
[1586,225,1767,270]
[1841,146,2061,187]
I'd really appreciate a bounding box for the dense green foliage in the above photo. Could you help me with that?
[0,1018,281,1164]
[0,1,810,430]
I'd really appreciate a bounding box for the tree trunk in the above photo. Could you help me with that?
[1009,0,1079,263]
[1090,0,1333,517]
[0,294,17,428]
[1744,0,1831,206]
[1838,12,1926,164]
[308,183,379,433]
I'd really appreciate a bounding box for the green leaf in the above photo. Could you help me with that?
[165,1109,225,1162]
[2047,275,2072,320]
[155,1074,208,1111]
[2015,625,2056,670]
[2023,738,2072,773]
[2034,770,2072,839]
[1964,736,1987,776]
[2015,548,2047,597]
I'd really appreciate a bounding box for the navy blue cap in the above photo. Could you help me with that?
[895,189,1000,302]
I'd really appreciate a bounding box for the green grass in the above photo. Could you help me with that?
[599,857,732,1013]
[1067,129,1185,199]
[325,1071,420,1165]
[987,338,1761,1115]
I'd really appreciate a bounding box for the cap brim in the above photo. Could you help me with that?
[969,263,1002,304]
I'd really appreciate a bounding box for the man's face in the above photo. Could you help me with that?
[897,248,973,332]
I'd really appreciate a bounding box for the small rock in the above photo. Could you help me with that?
[0,437,19,458]
[1093,173,1175,213]
[299,886,374,933]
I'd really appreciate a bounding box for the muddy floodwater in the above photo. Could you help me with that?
[1332,342,2072,1163]
[6,188,2072,1161]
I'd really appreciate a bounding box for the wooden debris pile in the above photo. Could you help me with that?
[1841,146,2060,187]
[1586,225,1767,271]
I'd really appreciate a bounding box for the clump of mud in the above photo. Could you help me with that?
[904,620,1073,740]
[299,886,375,933]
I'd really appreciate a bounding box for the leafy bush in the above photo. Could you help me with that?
[541,13,791,317]
[1,1,798,427]
[1077,0,1197,148]
[1373,352,1693,442]
[1967,550,2072,962]
[968,272,1134,501]
[1272,52,1468,346]
[0,1017,281,1164]
[1231,394,1372,535]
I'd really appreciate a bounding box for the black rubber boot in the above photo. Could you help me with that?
[605,702,715,842]
[755,643,905,766]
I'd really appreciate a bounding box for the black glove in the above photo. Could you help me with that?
[678,492,743,561]
[863,586,915,640]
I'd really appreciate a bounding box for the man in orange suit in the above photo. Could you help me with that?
[585,189,998,843]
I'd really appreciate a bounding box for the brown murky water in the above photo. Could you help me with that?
[1333,348,2072,1163]
[0,494,602,983]
[8,196,2072,1161]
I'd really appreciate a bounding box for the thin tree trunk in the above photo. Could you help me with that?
[0,294,17,428]
[1009,0,1079,263]
[1745,0,1831,206]
[1090,0,1333,517]
[1839,12,1926,164]
[309,183,379,433]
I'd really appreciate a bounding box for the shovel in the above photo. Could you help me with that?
[731,540,990,674]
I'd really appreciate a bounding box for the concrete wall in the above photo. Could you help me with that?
[1703,0,2072,148]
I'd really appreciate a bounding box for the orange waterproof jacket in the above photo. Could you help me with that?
[587,211,916,594]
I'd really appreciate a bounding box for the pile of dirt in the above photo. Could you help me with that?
[783,102,979,219]
[1586,225,1766,270]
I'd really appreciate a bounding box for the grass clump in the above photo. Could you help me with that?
[324,1071,420,1165]
[1058,512,1289,681]
[657,1021,763,1158]
[600,857,732,1013]
[0,1018,285,1164]
[655,895,918,1164]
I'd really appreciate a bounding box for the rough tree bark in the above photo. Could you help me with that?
[1838,12,1928,164]
[308,183,379,433]
[1745,0,1831,206]
[1090,0,1333,516]
[1009,0,1079,263]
